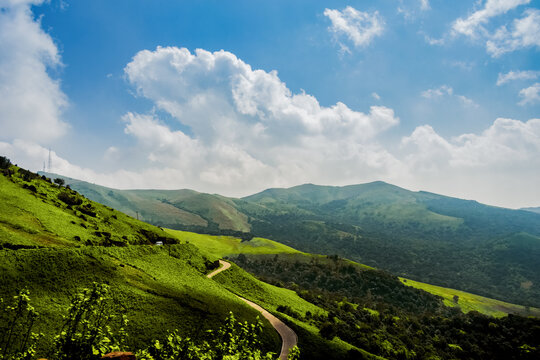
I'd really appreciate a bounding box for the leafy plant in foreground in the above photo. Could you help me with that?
[140,312,298,360]
[52,283,128,360]
[0,289,41,360]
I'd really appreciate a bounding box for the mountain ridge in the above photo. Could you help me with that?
[43,172,540,307]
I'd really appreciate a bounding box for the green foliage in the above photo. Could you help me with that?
[0,290,41,360]
[235,254,540,360]
[141,312,276,360]
[52,283,127,360]
[0,156,11,169]
[54,178,66,186]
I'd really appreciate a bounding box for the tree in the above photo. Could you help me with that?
[54,178,66,186]
[0,156,11,169]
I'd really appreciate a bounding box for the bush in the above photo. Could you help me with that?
[0,156,11,169]
[58,192,83,206]
[54,178,65,186]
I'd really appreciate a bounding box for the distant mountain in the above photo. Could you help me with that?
[522,207,540,214]
[43,173,540,307]
[41,172,250,233]
[239,182,540,307]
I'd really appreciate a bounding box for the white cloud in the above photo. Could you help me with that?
[486,8,540,56]
[421,85,478,107]
[424,34,445,46]
[403,118,540,168]
[371,92,381,100]
[421,85,453,98]
[324,6,384,49]
[0,0,68,142]
[452,0,531,38]
[400,117,540,207]
[518,83,540,105]
[496,70,540,85]
[120,46,401,194]
[420,0,430,11]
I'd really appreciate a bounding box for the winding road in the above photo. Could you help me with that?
[207,260,298,360]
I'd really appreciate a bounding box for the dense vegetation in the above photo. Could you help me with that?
[51,174,540,307]
[233,254,540,360]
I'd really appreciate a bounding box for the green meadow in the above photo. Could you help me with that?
[399,277,540,318]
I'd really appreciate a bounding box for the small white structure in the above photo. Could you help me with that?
[155,241,164,246]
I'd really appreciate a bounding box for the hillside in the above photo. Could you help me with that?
[40,175,540,307]
[238,183,540,307]
[180,232,540,359]
[40,172,250,233]
[1,162,376,360]
[522,207,540,214]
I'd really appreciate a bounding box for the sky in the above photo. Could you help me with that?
[0,0,539,208]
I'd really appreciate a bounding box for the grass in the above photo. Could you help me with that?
[0,245,280,355]
[400,277,540,318]
[166,229,302,258]
[0,169,176,248]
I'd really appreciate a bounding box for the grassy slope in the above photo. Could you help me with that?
[0,168,280,355]
[43,172,250,231]
[175,230,540,319]
[0,245,280,353]
[399,277,540,318]
[166,229,302,258]
[0,171,175,247]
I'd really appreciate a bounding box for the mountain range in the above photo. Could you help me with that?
[44,173,540,308]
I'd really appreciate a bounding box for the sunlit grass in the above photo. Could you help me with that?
[400,277,540,317]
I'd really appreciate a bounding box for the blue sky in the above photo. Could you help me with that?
[1,0,539,208]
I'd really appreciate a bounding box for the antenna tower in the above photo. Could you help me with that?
[48,148,52,173]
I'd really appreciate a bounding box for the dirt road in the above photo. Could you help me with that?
[207,259,298,360]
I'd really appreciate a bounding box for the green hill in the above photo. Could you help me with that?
[238,182,540,307]
[1,163,372,360]
[40,174,540,308]
[40,172,250,232]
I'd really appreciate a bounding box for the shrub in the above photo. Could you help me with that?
[58,192,83,206]
[0,156,11,169]
[54,178,65,186]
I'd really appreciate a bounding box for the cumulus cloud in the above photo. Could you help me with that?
[486,8,540,56]
[452,0,530,38]
[518,83,540,105]
[400,117,540,207]
[324,6,384,49]
[402,118,540,169]
[120,46,401,194]
[497,70,540,85]
[0,0,68,142]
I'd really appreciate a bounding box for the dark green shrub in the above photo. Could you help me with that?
[54,178,65,186]
[58,192,83,206]
[0,156,11,169]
